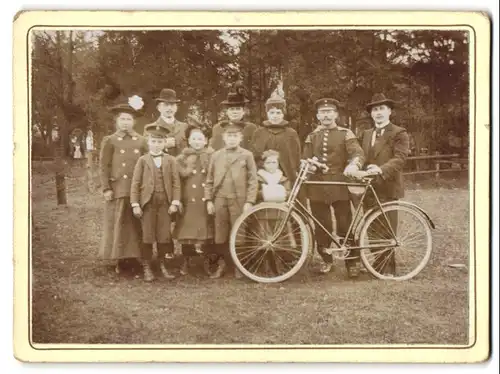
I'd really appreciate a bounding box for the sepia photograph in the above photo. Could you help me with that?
[12,10,491,363]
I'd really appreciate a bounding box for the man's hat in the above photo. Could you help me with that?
[314,98,343,111]
[155,88,181,103]
[144,123,170,138]
[109,95,144,117]
[365,93,397,112]
[221,92,249,108]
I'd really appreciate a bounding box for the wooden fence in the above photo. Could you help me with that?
[404,153,468,178]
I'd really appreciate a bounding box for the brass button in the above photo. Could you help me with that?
[132,136,137,140]
[192,170,197,174]
[202,197,206,202]
[192,184,197,188]
[123,175,128,179]
[122,162,126,167]
[134,149,139,154]
[201,169,205,173]
[202,183,206,187]
[118,137,123,141]
[120,149,125,154]
[191,198,196,202]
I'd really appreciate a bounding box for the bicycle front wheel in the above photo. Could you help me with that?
[229,203,310,283]
[359,204,432,281]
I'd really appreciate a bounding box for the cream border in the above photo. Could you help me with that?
[13,10,491,363]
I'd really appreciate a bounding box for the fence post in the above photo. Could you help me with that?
[434,151,441,180]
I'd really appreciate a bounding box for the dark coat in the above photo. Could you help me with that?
[130,153,181,208]
[173,147,215,242]
[360,123,410,199]
[204,146,258,204]
[251,120,302,182]
[143,117,189,156]
[99,129,148,199]
[303,125,365,203]
[209,120,258,151]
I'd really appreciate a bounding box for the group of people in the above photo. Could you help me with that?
[99,85,409,282]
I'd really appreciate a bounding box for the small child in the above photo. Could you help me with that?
[256,150,296,249]
[130,124,182,282]
[174,125,214,275]
[204,122,258,279]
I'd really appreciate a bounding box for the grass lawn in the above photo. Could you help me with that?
[30,163,470,345]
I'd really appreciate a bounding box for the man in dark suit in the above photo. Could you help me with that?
[144,88,189,156]
[359,93,410,276]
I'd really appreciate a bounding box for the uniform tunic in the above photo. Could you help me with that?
[209,120,258,151]
[174,147,214,244]
[99,129,148,260]
[303,125,364,203]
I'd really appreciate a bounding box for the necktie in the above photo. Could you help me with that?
[375,128,383,138]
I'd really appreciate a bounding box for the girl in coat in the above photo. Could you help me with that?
[174,125,214,275]
[99,96,148,274]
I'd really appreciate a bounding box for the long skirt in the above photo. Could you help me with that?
[99,197,143,260]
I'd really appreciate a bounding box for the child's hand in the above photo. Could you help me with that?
[206,201,215,215]
[103,190,114,201]
[132,206,143,218]
[243,202,253,212]
[168,204,178,214]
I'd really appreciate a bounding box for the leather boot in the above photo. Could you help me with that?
[142,261,155,282]
[160,260,176,279]
[209,257,226,279]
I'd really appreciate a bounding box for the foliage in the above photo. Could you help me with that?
[31,29,469,156]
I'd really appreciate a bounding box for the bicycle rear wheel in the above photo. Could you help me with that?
[359,204,432,281]
[229,203,310,283]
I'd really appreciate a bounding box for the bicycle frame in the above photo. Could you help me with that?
[270,160,399,251]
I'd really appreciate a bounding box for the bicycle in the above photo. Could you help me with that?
[229,157,435,283]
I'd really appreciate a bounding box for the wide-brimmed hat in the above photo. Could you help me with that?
[109,95,144,117]
[221,92,249,107]
[365,93,397,112]
[155,88,181,103]
[314,98,343,111]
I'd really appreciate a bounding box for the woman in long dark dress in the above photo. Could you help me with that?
[99,96,148,273]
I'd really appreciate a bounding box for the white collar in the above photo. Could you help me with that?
[374,121,390,130]
[149,152,163,157]
[161,115,176,125]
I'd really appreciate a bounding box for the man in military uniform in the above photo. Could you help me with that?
[359,93,410,276]
[144,88,189,157]
[303,98,365,278]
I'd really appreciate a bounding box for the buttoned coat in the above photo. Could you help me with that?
[130,153,181,208]
[143,117,189,156]
[99,129,148,199]
[204,147,258,204]
[302,125,365,203]
[209,120,258,151]
[360,123,410,200]
[173,147,214,243]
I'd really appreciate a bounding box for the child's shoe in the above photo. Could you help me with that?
[160,261,176,279]
[209,259,226,279]
[142,261,155,282]
[180,257,189,276]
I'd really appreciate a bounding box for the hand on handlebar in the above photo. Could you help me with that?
[308,157,329,173]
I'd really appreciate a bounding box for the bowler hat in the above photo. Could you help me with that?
[144,123,170,138]
[221,92,249,107]
[315,98,343,111]
[365,93,396,112]
[155,88,181,103]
